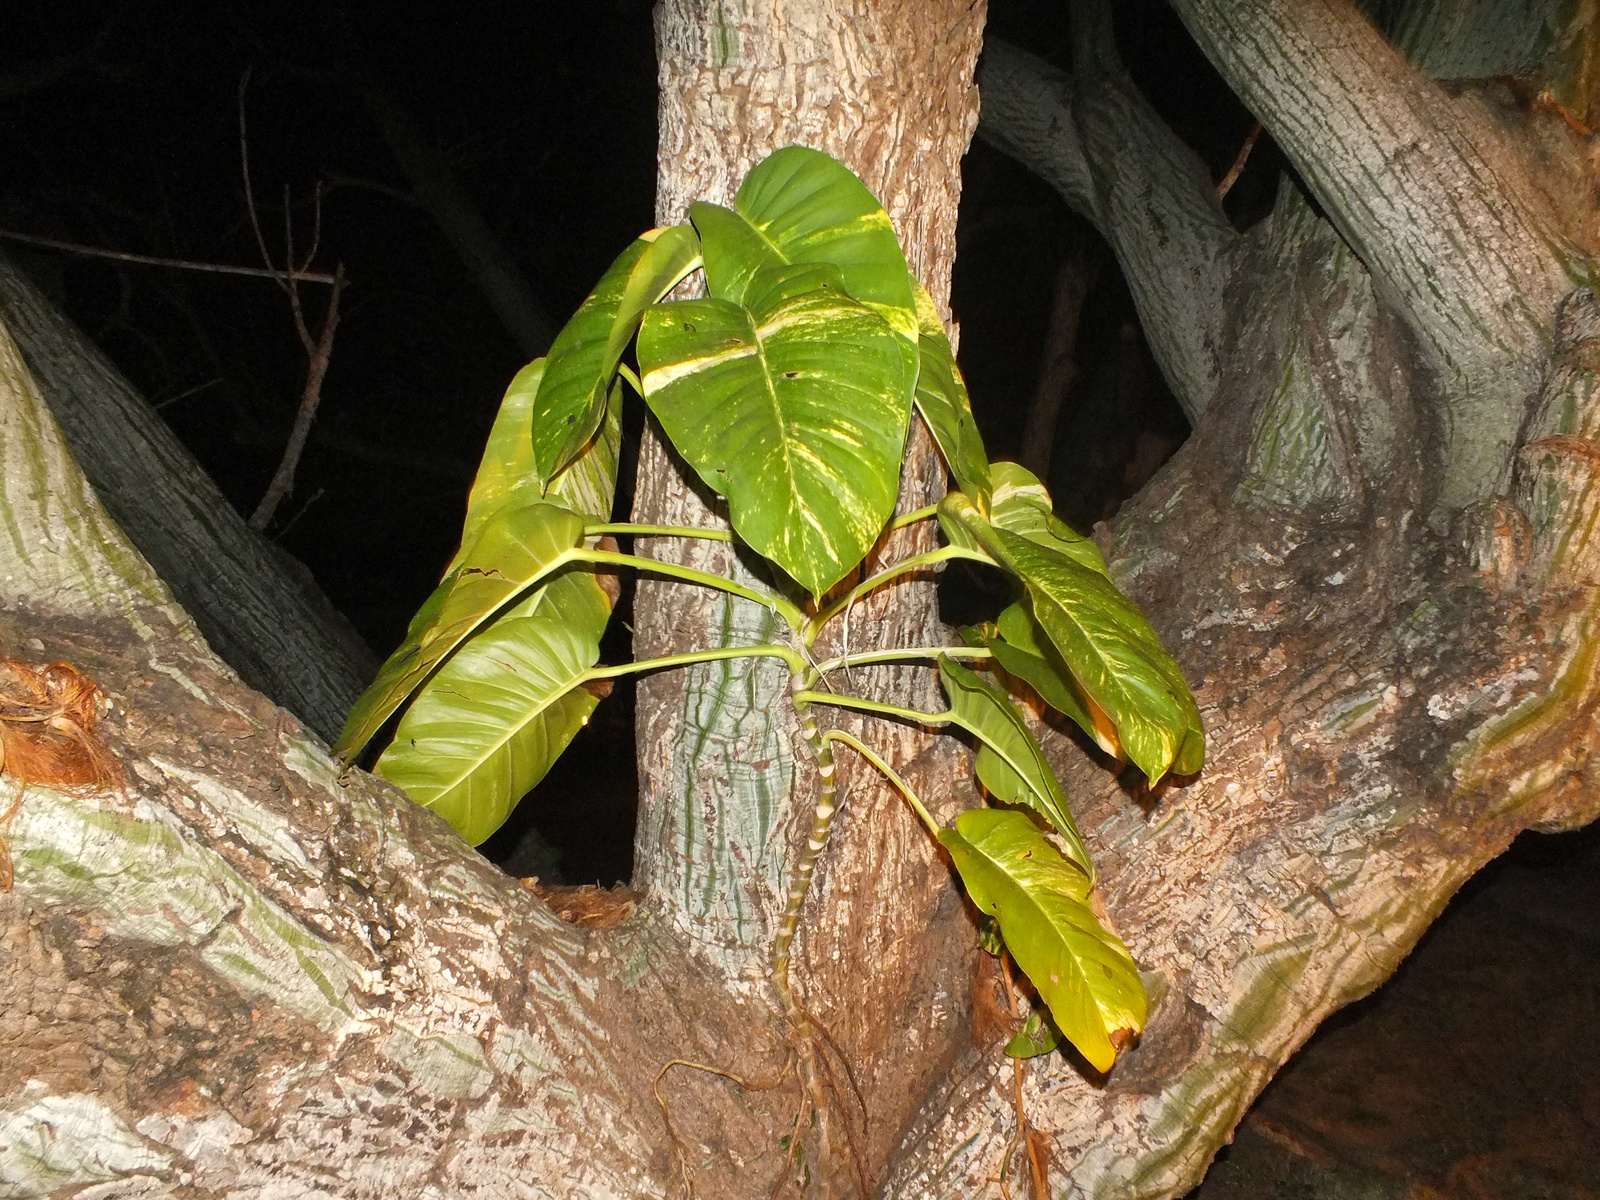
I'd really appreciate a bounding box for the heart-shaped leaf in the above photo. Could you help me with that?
[938,657,1091,875]
[939,808,1145,1073]
[530,224,701,485]
[335,503,589,760]
[988,462,1109,578]
[374,615,600,845]
[697,145,919,348]
[637,267,915,597]
[912,282,991,503]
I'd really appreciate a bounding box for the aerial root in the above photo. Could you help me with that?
[654,1052,795,1200]
[998,954,1051,1200]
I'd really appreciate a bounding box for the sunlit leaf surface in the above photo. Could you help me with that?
[530,225,701,484]
[374,615,599,845]
[939,808,1145,1073]
[638,265,914,596]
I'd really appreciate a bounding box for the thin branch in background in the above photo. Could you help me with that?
[1215,121,1263,202]
[250,263,345,531]
[274,487,326,540]
[322,171,425,209]
[283,184,313,352]
[0,229,338,285]
[154,377,223,411]
[238,68,288,296]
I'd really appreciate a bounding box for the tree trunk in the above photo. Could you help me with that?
[3,1,1599,1197]
[0,250,376,744]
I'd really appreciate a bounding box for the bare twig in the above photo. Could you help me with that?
[1215,121,1263,202]
[0,230,338,285]
[249,264,345,531]
[153,378,223,411]
[238,69,290,296]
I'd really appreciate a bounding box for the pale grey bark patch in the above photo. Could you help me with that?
[977,19,1236,424]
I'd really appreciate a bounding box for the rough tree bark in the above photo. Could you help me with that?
[3,0,1599,1198]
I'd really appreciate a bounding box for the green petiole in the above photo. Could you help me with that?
[575,547,806,631]
[585,523,735,542]
[792,689,949,727]
[812,645,991,678]
[823,729,940,836]
[584,643,806,681]
[807,544,995,642]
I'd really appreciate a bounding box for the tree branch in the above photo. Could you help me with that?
[978,15,1238,424]
[0,250,376,740]
[1168,0,1578,510]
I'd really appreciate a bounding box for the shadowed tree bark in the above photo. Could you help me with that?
[2,1,1599,1197]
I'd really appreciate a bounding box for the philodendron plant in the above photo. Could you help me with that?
[336,146,1204,1075]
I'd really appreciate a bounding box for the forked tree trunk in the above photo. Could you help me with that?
[2,0,1599,1197]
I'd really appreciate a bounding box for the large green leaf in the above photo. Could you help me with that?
[374,615,600,845]
[971,510,1203,783]
[334,503,589,760]
[988,462,1109,578]
[530,225,702,485]
[637,266,915,597]
[546,377,624,522]
[451,358,547,572]
[697,145,919,348]
[939,808,1145,1073]
[937,657,1092,875]
[912,281,991,503]
[972,604,1120,759]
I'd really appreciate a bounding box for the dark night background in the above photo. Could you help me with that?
[4,5,1596,1195]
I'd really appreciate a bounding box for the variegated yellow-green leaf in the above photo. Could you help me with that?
[939,808,1145,1073]
[546,377,624,522]
[637,265,915,597]
[912,281,991,503]
[334,502,589,760]
[452,358,546,571]
[530,224,701,485]
[374,615,600,845]
[992,603,1120,758]
[696,145,920,349]
[988,462,1109,577]
[940,493,1204,782]
[937,656,1092,875]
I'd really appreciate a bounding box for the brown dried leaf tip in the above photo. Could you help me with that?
[0,658,125,890]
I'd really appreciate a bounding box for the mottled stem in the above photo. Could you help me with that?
[772,671,840,1182]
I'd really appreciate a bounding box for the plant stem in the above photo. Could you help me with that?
[887,503,938,531]
[772,681,839,1140]
[584,643,804,681]
[584,522,734,542]
[792,690,950,727]
[823,730,940,836]
[615,362,643,395]
[807,545,993,641]
[574,548,806,631]
[812,644,992,678]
